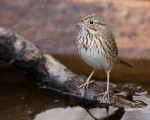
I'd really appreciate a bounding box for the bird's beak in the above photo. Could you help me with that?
[76,22,85,27]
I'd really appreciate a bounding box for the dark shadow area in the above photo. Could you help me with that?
[0,55,150,120]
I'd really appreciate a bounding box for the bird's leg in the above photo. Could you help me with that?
[78,69,95,90]
[98,71,110,102]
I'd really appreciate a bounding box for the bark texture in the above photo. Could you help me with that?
[0,27,145,109]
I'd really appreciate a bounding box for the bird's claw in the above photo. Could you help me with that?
[78,80,95,90]
[78,80,95,97]
[98,91,110,103]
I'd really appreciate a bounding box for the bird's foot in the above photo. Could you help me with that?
[78,80,94,90]
[78,80,94,97]
[98,91,110,103]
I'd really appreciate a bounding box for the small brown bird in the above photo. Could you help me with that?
[76,14,133,101]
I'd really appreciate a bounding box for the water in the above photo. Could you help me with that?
[0,54,150,120]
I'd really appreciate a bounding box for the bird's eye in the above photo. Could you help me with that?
[90,21,94,24]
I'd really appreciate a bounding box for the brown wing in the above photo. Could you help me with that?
[103,28,118,55]
[109,33,118,55]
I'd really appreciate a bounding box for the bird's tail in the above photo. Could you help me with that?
[119,58,134,68]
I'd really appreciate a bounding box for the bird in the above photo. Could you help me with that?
[76,14,133,101]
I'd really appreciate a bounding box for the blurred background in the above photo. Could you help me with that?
[0,0,150,120]
[0,0,149,58]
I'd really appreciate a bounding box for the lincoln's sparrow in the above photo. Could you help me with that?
[76,14,133,101]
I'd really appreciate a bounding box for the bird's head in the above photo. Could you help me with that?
[77,14,107,34]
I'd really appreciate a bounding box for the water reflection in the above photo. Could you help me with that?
[0,55,150,120]
[34,87,150,120]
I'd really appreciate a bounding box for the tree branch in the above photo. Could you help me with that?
[0,27,145,109]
